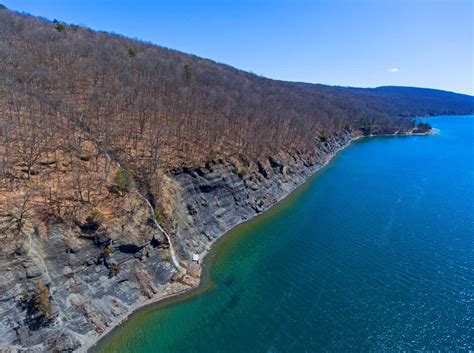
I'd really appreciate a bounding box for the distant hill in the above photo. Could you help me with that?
[351,86,474,117]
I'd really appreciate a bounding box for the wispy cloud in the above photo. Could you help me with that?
[388,67,399,73]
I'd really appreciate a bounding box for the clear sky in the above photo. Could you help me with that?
[3,0,473,95]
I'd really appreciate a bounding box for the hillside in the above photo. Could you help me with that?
[0,6,473,352]
[1,8,473,223]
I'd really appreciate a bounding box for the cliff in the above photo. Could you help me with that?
[0,132,354,352]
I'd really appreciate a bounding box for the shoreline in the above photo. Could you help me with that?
[83,280,198,352]
[85,130,433,352]
[84,134,362,352]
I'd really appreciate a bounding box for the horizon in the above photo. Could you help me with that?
[2,0,473,95]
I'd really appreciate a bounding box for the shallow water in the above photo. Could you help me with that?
[94,116,474,352]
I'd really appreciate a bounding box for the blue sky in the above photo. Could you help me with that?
[3,0,473,95]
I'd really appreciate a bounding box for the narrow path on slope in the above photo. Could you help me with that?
[134,190,184,272]
[68,117,184,272]
[27,232,52,283]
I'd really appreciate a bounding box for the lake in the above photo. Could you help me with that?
[94,116,473,352]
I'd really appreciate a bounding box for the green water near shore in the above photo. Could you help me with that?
[94,116,474,352]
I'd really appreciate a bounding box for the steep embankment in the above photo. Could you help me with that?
[169,133,354,261]
[0,132,354,352]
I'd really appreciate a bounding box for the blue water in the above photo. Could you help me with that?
[95,116,474,352]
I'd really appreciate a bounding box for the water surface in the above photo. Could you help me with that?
[95,116,474,352]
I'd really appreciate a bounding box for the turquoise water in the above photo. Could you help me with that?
[95,116,474,352]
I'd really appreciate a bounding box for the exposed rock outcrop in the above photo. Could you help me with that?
[0,193,175,352]
[0,131,354,352]
[170,132,354,261]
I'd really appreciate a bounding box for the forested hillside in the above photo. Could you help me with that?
[0,7,473,234]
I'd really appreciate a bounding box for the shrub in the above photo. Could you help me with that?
[53,20,65,32]
[109,264,120,278]
[206,152,216,166]
[183,64,192,82]
[92,209,104,222]
[128,48,136,57]
[35,281,52,318]
[155,210,163,224]
[235,166,247,178]
[319,129,330,142]
[114,168,133,193]
[414,122,432,133]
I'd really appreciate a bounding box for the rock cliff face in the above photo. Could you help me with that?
[0,193,176,352]
[0,132,354,352]
[170,132,354,261]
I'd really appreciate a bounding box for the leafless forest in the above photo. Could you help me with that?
[1,7,473,235]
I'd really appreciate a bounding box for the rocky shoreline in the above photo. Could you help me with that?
[3,129,432,352]
[84,134,356,351]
